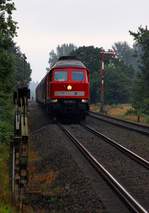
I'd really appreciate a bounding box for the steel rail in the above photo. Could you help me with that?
[89,111,149,136]
[82,124,149,170]
[58,123,147,213]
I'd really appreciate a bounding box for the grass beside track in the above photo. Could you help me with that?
[90,103,149,125]
[0,144,16,213]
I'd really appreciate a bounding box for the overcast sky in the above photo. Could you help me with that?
[14,0,149,82]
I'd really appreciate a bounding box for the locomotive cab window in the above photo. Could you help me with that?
[54,71,67,81]
[72,71,84,81]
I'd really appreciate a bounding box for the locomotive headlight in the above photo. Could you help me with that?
[67,85,72,90]
[51,99,58,103]
[81,99,88,103]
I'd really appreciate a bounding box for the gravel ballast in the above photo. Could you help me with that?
[24,102,108,212]
[86,115,149,160]
[66,123,149,211]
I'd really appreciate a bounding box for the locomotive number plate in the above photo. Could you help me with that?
[54,91,85,96]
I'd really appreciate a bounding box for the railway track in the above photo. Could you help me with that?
[23,103,149,212]
[89,111,149,136]
[81,123,149,170]
[58,122,149,213]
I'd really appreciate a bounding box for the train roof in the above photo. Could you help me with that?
[37,57,88,87]
[51,56,86,69]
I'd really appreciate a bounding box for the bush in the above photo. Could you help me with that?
[0,204,12,213]
[0,121,12,144]
[125,108,136,115]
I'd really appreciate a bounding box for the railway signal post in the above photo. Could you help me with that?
[12,82,30,209]
[99,49,116,113]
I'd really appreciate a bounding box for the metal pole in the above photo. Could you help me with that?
[23,55,26,81]
[100,55,105,113]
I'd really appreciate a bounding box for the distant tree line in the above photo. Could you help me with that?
[48,30,149,116]
[0,0,32,143]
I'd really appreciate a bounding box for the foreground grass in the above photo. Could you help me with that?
[0,143,16,213]
[90,103,149,125]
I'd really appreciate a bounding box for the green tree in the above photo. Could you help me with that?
[0,0,17,90]
[48,43,77,66]
[0,0,32,143]
[113,42,133,66]
[71,46,134,104]
[112,41,140,72]
[130,26,149,114]
[13,46,32,83]
[0,0,17,143]
[105,60,134,104]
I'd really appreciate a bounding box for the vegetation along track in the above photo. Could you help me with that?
[89,111,149,136]
[58,122,149,212]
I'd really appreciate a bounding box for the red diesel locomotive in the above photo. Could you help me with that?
[36,56,90,119]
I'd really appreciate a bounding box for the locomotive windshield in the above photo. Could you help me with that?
[72,71,84,81]
[54,71,67,81]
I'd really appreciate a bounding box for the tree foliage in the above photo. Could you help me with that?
[0,0,17,46]
[130,26,149,114]
[0,0,17,91]
[48,43,77,67]
[112,42,140,71]
[0,0,32,143]
[71,46,135,104]
[13,46,32,83]
[0,0,16,143]
[105,60,134,104]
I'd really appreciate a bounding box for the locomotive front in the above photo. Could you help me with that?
[46,57,90,118]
